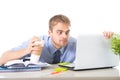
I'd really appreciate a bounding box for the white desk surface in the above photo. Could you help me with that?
[0,65,120,80]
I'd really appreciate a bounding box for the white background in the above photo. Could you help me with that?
[0,0,120,56]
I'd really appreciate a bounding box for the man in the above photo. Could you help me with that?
[0,14,76,65]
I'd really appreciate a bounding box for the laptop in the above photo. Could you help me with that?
[59,34,119,70]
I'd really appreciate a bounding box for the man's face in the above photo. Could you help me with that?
[49,23,70,49]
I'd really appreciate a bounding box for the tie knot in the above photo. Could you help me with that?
[56,50,61,53]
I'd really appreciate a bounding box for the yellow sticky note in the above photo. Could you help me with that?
[54,67,67,72]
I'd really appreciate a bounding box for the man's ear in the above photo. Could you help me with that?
[48,30,51,35]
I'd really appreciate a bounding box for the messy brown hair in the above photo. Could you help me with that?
[49,14,71,31]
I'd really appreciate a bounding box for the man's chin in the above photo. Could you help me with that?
[60,43,67,47]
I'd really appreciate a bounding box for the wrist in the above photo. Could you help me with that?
[24,48,31,55]
[31,50,42,56]
[0,62,3,66]
[0,59,4,66]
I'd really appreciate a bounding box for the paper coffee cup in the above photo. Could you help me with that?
[30,54,40,63]
[30,40,44,63]
[34,40,44,47]
[32,40,44,55]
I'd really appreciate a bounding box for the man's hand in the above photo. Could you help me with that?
[25,36,44,55]
[103,31,114,39]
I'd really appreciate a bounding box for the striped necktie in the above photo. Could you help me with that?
[53,50,61,64]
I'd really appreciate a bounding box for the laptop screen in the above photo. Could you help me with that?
[74,34,119,70]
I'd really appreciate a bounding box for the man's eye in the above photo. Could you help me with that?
[57,31,62,35]
[66,31,70,35]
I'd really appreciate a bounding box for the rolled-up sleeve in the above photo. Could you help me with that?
[11,40,29,51]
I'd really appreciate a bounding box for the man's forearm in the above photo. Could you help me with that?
[0,48,30,65]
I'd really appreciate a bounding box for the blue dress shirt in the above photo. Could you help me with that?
[11,35,77,64]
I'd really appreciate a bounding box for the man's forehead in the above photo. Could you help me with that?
[56,29,70,32]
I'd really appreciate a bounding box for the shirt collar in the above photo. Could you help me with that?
[48,38,66,55]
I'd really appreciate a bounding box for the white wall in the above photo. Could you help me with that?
[0,0,120,56]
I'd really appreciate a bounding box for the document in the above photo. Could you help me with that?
[0,60,51,72]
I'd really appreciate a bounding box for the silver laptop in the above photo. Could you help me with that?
[60,34,119,70]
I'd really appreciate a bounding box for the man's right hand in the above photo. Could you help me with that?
[26,36,44,55]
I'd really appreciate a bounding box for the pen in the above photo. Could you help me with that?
[51,71,62,74]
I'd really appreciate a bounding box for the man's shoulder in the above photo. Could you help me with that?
[38,35,50,40]
[69,37,77,43]
[68,37,77,47]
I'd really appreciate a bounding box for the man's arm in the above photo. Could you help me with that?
[0,48,30,65]
[0,36,44,65]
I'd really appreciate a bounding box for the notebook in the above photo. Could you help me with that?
[0,60,51,72]
[59,34,119,70]
[0,66,41,72]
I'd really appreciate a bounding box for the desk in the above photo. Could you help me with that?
[0,65,120,80]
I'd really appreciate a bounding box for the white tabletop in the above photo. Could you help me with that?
[0,65,120,80]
